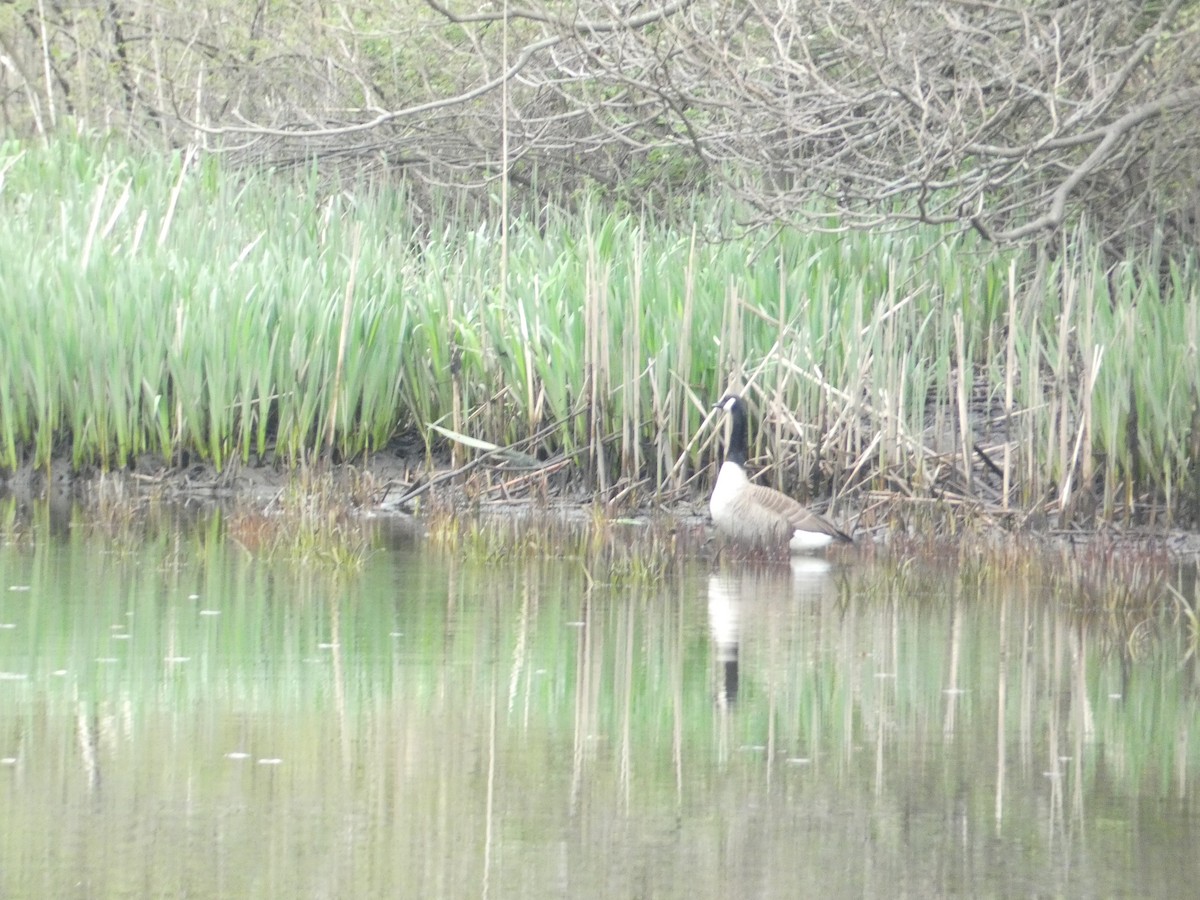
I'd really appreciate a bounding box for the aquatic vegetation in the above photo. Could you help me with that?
[423,504,704,585]
[0,137,1198,527]
[0,497,35,549]
[1168,579,1200,662]
[225,467,380,570]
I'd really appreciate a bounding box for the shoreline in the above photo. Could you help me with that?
[5,452,1200,562]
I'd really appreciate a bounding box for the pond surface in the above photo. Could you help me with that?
[1,502,1199,898]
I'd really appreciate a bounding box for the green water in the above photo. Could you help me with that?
[1,505,1198,898]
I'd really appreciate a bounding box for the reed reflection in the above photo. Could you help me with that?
[3,502,1200,899]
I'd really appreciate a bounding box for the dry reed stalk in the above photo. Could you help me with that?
[519,281,537,434]
[624,231,644,483]
[954,312,972,493]
[448,291,462,469]
[1060,345,1105,516]
[650,362,667,494]
[1003,262,1017,510]
[35,0,55,130]
[326,222,361,453]
[772,256,788,483]
[583,240,607,492]
[674,226,698,492]
[597,263,612,488]
[1054,248,1076,502]
[157,144,195,248]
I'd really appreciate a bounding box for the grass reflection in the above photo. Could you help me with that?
[0,500,1198,896]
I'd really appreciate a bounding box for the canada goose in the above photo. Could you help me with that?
[710,394,852,552]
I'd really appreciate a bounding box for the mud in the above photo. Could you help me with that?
[5,451,1200,561]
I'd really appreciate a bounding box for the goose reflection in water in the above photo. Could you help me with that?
[707,558,835,708]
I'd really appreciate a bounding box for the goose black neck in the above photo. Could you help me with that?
[725,401,749,466]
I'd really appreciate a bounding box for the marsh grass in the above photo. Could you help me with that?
[1,137,1199,527]
[0,495,36,549]
[225,467,380,569]
[422,503,707,583]
[853,530,1186,665]
[71,473,202,560]
[1168,578,1200,661]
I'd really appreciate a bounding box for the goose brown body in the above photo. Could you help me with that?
[709,395,852,552]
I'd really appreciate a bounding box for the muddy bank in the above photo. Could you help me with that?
[6,450,1200,561]
[0,448,705,519]
[3,449,429,509]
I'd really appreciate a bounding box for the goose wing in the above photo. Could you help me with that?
[743,483,852,542]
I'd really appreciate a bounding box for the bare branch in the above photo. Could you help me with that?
[989,86,1200,241]
[5,0,1197,250]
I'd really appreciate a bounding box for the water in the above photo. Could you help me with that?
[1,504,1199,897]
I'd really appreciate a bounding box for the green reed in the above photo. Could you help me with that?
[1,137,1198,524]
